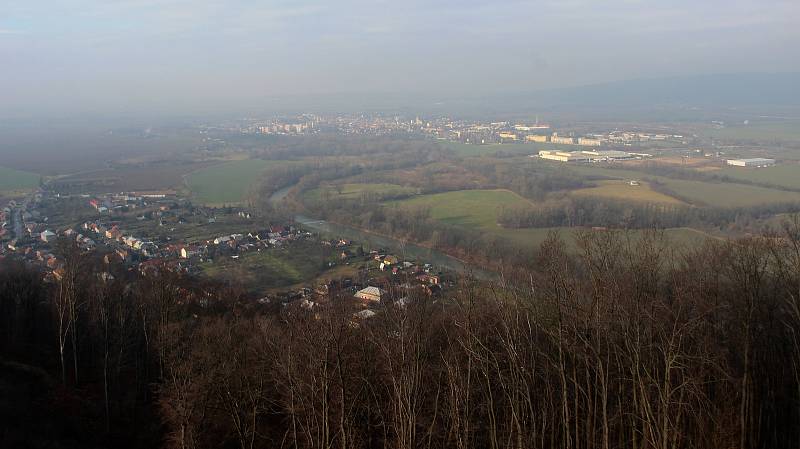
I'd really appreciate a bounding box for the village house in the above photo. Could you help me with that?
[355,286,386,303]
[249,230,267,240]
[111,225,123,239]
[417,273,440,285]
[213,235,232,245]
[40,230,56,242]
[422,283,443,296]
[180,246,202,259]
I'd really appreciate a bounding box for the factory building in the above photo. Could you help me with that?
[726,158,776,167]
[538,151,590,162]
[538,150,636,163]
[581,150,636,160]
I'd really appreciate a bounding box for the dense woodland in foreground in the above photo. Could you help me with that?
[4,221,800,448]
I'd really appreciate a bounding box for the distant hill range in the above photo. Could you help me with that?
[511,72,800,108]
[8,72,796,123]
[149,72,800,120]
[425,72,800,120]
[318,72,800,120]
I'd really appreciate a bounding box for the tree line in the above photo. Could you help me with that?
[497,196,800,232]
[5,223,800,448]
[155,223,800,449]
[0,241,243,448]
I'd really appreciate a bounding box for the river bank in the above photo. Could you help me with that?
[269,185,496,280]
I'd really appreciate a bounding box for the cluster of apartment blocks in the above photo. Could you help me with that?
[256,122,313,134]
[229,113,691,149]
[520,133,603,146]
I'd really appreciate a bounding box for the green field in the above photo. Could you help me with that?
[50,161,218,194]
[388,185,720,250]
[717,165,800,190]
[185,159,273,205]
[0,166,39,192]
[389,189,710,250]
[659,179,800,207]
[572,180,683,204]
[120,213,256,243]
[563,164,800,207]
[390,189,560,248]
[305,183,417,202]
[390,189,534,229]
[200,244,333,292]
[444,141,580,157]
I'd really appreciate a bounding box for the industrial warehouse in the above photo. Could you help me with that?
[726,158,776,167]
[536,149,640,162]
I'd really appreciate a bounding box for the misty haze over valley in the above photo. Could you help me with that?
[2,1,800,449]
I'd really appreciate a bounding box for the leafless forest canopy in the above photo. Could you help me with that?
[4,222,800,448]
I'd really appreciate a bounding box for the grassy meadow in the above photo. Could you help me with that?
[0,166,39,193]
[185,159,273,205]
[561,163,800,207]
[389,189,534,229]
[200,243,335,292]
[388,188,557,249]
[50,161,218,194]
[658,179,800,207]
[572,180,683,204]
[717,165,800,190]
[387,188,710,250]
[120,214,256,243]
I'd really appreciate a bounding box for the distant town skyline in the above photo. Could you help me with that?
[2,0,799,117]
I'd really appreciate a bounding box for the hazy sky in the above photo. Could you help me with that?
[2,0,799,117]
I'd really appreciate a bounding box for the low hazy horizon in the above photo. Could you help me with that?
[3,0,799,118]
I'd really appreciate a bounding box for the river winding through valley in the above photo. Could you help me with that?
[268,185,495,280]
